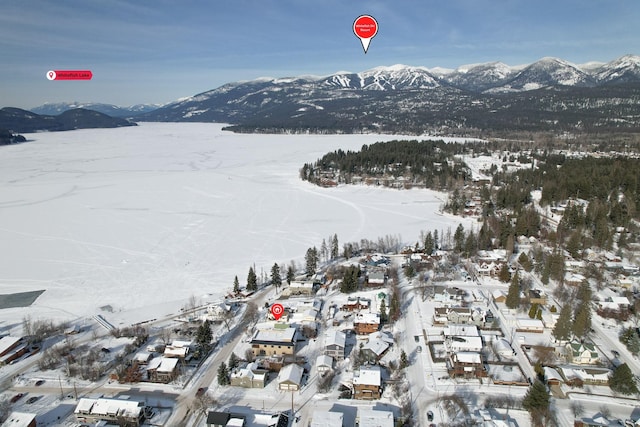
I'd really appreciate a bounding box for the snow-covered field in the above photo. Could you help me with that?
[0,123,471,326]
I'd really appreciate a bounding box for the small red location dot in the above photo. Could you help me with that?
[353,15,378,54]
[271,303,284,321]
[46,70,56,81]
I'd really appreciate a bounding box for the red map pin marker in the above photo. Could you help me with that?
[353,15,378,54]
[46,70,93,81]
[271,303,284,321]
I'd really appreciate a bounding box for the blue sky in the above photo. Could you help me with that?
[1,0,639,109]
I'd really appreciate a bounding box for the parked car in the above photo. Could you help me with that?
[27,396,40,404]
[196,387,207,397]
[35,380,45,386]
[10,393,24,403]
[417,345,422,353]
[427,410,434,421]
[414,335,420,343]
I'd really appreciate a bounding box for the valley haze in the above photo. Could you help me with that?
[0,123,471,327]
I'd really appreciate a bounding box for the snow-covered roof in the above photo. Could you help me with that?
[449,336,483,350]
[231,362,266,382]
[516,318,544,328]
[454,352,482,364]
[358,409,394,427]
[0,336,20,355]
[147,356,179,372]
[355,312,380,325]
[543,366,562,381]
[316,355,333,368]
[444,324,479,337]
[252,327,296,344]
[278,363,303,385]
[310,411,344,427]
[2,412,36,426]
[75,398,143,418]
[362,336,391,356]
[325,330,346,348]
[353,365,381,386]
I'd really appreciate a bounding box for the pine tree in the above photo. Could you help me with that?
[331,234,339,259]
[233,275,240,294]
[217,362,229,385]
[522,380,551,427]
[572,306,591,339]
[270,263,282,290]
[454,224,465,253]
[320,239,328,262]
[305,247,318,276]
[506,271,520,309]
[518,252,533,272]
[572,282,592,338]
[379,298,387,323]
[424,231,434,255]
[247,266,257,291]
[433,230,439,251]
[340,266,358,293]
[228,352,240,370]
[609,363,639,395]
[528,303,539,319]
[400,350,408,369]
[553,304,573,342]
[389,289,400,322]
[499,263,511,283]
[286,265,295,284]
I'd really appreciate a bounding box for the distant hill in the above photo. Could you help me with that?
[31,102,161,118]
[136,54,640,134]
[0,107,137,133]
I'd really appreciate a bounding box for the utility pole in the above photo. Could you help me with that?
[58,375,64,399]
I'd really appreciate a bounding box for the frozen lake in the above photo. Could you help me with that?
[0,123,471,325]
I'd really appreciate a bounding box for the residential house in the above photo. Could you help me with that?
[515,318,544,333]
[206,412,246,427]
[230,362,268,388]
[492,290,507,304]
[288,280,315,296]
[204,302,231,322]
[354,313,380,335]
[566,340,599,365]
[447,336,483,353]
[324,330,346,361]
[250,327,296,357]
[353,365,382,400]
[447,352,487,378]
[366,268,386,286]
[527,289,547,305]
[164,340,192,359]
[358,409,394,427]
[342,297,370,312]
[560,367,610,386]
[361,331,393,362]
[310,411,344,427]
[315,355,333,374]
[443,324,480,339]
[74,398,145,427]
[277,363,304,391]
[146,357,180,383]
[565,273,586,287]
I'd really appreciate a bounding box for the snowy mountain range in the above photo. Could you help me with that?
[30,102,161,118]
[34,55,640,134]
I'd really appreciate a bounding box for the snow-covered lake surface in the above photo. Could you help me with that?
[0,123,471,325]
